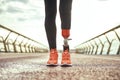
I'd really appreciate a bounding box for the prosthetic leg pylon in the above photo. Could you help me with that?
[63,38,72,51]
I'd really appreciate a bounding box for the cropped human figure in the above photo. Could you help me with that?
[44,0,72,65]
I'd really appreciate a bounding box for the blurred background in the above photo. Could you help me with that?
[0,0,120,50]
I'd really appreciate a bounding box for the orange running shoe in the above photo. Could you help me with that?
[47,49,58,65]
[61,49,72,65]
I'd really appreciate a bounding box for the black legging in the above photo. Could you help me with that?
[44,0,72,50]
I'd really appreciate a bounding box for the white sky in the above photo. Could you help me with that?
[0,0,120,50]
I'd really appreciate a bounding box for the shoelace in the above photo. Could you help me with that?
[63,52,70,60]
[49,50,57,60]
[50,54,55,60]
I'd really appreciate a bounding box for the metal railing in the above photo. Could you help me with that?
[0,24,48,53]
[75,25,120,55]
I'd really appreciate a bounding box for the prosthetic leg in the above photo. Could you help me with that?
[63,38,72,51]
[61,29,72,66]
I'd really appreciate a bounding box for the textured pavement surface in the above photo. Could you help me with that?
[0,53,120,80]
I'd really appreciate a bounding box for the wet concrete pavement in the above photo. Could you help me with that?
[0,53,120,80]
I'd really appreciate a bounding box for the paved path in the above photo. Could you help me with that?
[0,53,120,80]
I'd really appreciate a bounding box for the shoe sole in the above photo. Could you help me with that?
[46,63,58,66]
[61,64,72,67]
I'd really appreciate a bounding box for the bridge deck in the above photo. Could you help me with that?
[0,53,120,80]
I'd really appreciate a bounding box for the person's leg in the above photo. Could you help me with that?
[60,0,72,50]
[44,0,57,50]
[59,0,72,30]
[44,0,58,65]
[59,0,72,65]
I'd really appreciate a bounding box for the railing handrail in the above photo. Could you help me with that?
[0,24,44,46]
[77,25,120,46]
[0,24,48,53]
[75,25,120,55]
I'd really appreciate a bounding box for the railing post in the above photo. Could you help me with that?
[94,39,98,55]
[4,32,11,52]
[85,43,88,54]
[90,41,94,55]
[85,43,89,54]
[19,40,24,53]
[98,38,104,55]
[104,35,111,55]
[28,44,31,53]
[24,43,28,53]
[13,35,19,53]
[82,43,86,54]
[31,46,34,53]
[6,39,13,52]
[114,30,120,55]
[81,44,84,54]
[0,36,4,52]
